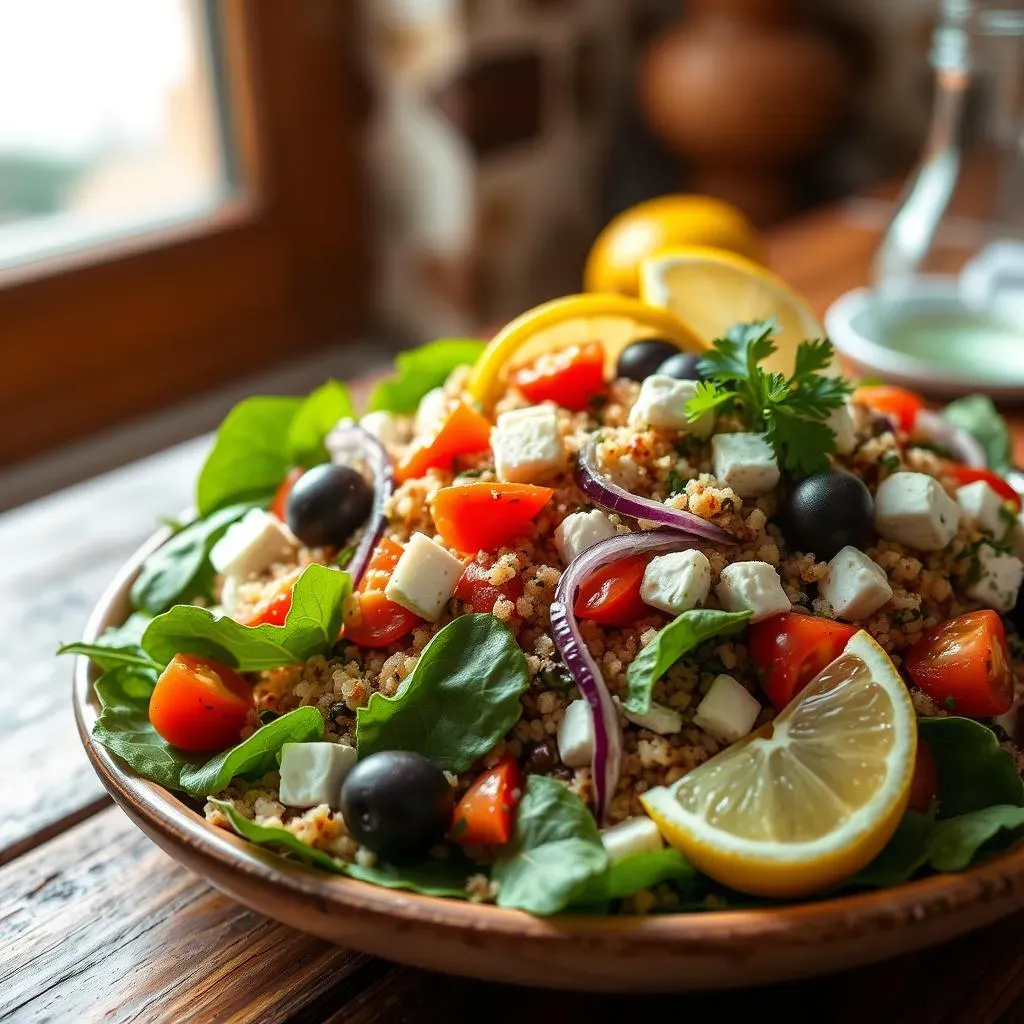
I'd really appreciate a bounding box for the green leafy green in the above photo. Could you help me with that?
[942,395,1012,473]
[493,776,608,915]
[197,396,304,515]
[927,805,1024,871]
[576,848,694,906]
[287,380,355,469]
[142,564,350,671]
[58,641,160,673]
[368,339,486,414]
[624,609,751,715]
[130,503,256,614]
[845,811,934,888]
[211,799,473,896]
[918,717,1024,818]
[356,614,529,772]
[687,321,852,475]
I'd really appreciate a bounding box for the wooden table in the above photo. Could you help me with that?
[6,200,1024,1024]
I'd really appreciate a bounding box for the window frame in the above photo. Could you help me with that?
[0,0,369,467]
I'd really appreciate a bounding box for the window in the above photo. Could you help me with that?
[0,1,368,467]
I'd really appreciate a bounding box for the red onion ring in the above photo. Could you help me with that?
[916,410,986,468]
[575,436,735,544]
[325,422,394,587]
[550,530,701,822]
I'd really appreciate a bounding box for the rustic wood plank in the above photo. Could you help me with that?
[0,806,373,1024]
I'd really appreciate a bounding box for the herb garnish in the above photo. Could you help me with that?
[685,321,852,476]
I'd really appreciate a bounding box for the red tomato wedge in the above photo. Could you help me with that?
[242,575,296,627]
[509,341,606,412]
[749,612,858,711]
[270,467,304,521]
[396,402,492,483]
[574,555,649,627]
[942,463,1021,510]
[149,653,252,752]
[451,755,523,846]
[907,736,939,814]
[343,538,422,648]
[904,610,1013,717]
[432,482,553,553]
[853,384,925,433]
[454,560,525,615]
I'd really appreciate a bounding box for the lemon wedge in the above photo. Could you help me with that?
[641,630,916,897]
[639,245,829,376]
[466,294,705,411]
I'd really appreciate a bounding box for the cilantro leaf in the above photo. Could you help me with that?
[685,380,736,423]
[791,337,833,380]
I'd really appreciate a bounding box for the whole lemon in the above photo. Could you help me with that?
[584,194,763,297]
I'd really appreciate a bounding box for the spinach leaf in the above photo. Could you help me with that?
[942,395,1013,473]
[97,612,155,649]
[177,708,324,797]
[493,776,608,916]
[130,503,256,614]
[211,799,472,897]
[93,660,324,797]
[142,564,350,671]
[196,396,303,515]
[356,614,529,772]
[624,609,751,715]
[845,811,934,888]
[58,641,161,673]
[918,717,1024,817]
[287,380,355,469]
[927,805,1024,871]
[368,339,486,414]
[575,848,695,907]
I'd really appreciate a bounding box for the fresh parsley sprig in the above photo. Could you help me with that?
[685,320,852,476]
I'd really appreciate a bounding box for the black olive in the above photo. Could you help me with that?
[258,709,279,726]
[328,701,349,722]
[285,464,373,548]
[615,339,680,382]
[656,351,703,381]
[339,751,453,862]
[778,469,874,561]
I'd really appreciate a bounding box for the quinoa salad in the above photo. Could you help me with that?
[65,303,1024,915]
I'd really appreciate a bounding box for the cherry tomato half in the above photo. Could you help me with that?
[270,467,305,521]
[509,341,607,412]
[574,555,649,627]
[451,755,523,846]
[907,736,939,814]
[454,560,525,615]
[904,610,1013,717]
[749,612,858,710]
[149,653,252,752]
[942,463,1021,510]
[343,538,422,649]
[854,385,925,434]
[432,482,553,553]
[243,583,293,627]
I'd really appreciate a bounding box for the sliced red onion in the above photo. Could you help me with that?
[575,436,735,545]
[550,530,701,823]
[325,422,394,587]
[916,410,986,468]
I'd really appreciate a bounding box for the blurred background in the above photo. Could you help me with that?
[0,0,962,506]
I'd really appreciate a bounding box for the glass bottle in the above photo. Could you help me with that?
[871,0,1024,378]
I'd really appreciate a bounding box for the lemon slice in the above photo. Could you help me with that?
[639,245,829,376]
[641,631,916,897]
[466,294,705,411]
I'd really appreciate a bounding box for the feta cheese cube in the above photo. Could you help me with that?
[693,674,762,742]
[279,741,357,809]
[210,509,297,580]
[628,374,713,436]
[491,404,565,484]
[640,549,711,615]
[384,532,465,621]
[358,410,411,448]
[600,817,664,864]
[715,561,791,623]
[621,698,683,735]
[967,544,1024,612]
[555,508,617,565]
[957,480,1006,537]
[413,386,451,438]
[820,545,893,621]
[875,472,960,551]
[827,400,857,455]
[711,432,780,497]
[557,699,594,768]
